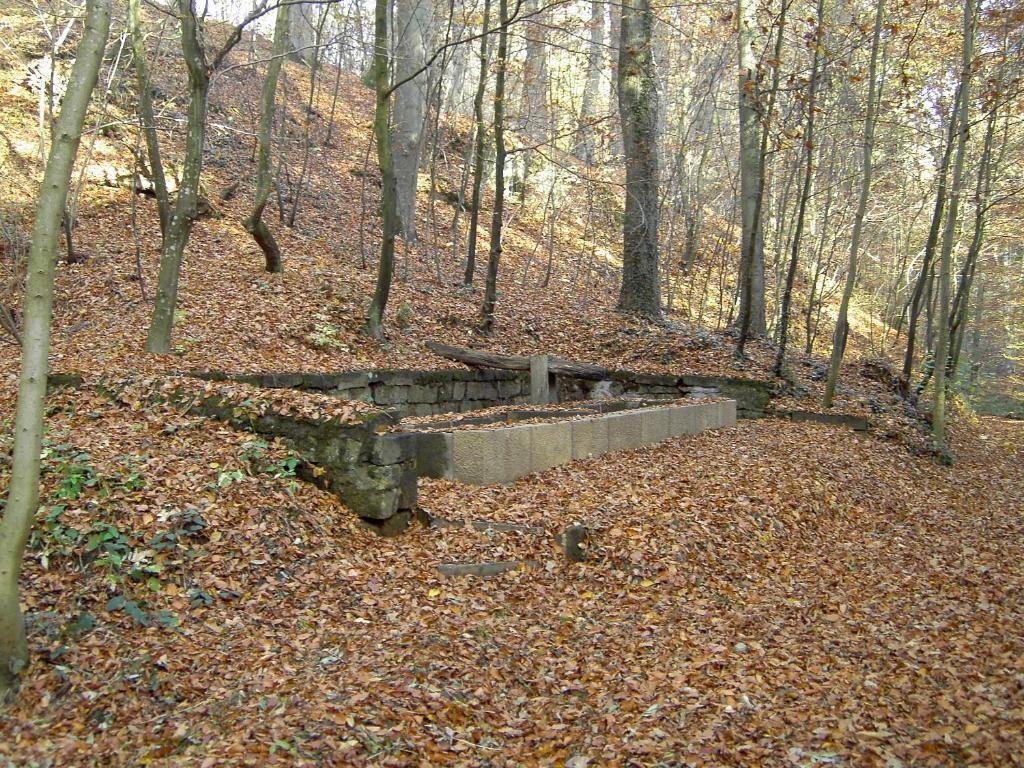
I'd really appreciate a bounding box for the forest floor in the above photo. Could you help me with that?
[1,5,1022,765]
[0,390,1020,766]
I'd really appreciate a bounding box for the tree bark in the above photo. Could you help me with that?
[0,0,111,698]
[463,0,492,286]
[365,0,399,338]
[481,0,508,333]
[128,0,170,238]
[736,0,766,339]
[145,0,211,354]
[243,1,289,273]
[616,0,661,318]
[932,0,976,447]
[392,0,432,242]
[823,0,885,408]
[577,0,605,164]
[772,0,823,378]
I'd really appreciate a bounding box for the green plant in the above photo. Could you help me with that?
[30,505,81,569]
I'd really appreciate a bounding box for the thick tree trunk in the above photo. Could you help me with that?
[823,0,885,407]
[365,0,398,338]
[736,0,766,338]
[145,0,210,354]
[932,0,976,447]
[243,1,289,273]
[772,0,823,378]
[463,0,492,286]
[0,0,111,698]
[287,2,318,64]
[616,0,661,318]
[392,0,432,242]
[481,0,508,333]
[128,0,170,237]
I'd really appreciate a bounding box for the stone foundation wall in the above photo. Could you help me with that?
[192,369,530,417]
[558,372,772,418]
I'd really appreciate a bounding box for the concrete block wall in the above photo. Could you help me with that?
[430,399,737,486]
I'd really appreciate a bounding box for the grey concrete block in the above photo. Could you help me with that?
[452,430,507,485]
[572,417,609,460]
[641,407,672,444]
[530,421,572,473]
[373,385,411,405]
[607,412,644,453]
[407,384,441,404]
[722,399,737,427]
[369,433,417,466]
[415,432,453,479]
[503,425,534,482]
[670,405,699,436]
[466,381,499,399]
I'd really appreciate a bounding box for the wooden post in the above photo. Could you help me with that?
[530,354,554,404]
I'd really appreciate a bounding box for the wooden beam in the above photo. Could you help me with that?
[425,341,610,380]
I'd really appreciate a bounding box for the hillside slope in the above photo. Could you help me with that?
[1,4,868,409]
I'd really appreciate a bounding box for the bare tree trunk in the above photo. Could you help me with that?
[902,99,957,382]
[392,0,432,242]
[823,0,884,407]
[773,0,824,378]
[616,0,660,318]
[481,0,508,333]
[737,0,786,355]
[735,0,766,341]
[365,0,399,338]
[128,0,170,237]
[932,0,976,448]
[577,0,604,163]
[145,1,211,354]
[244,1,289,273]
[463,0,492,286]
[0,0,111,698]
[288,2,318,63]
[288,8,328,229]
[948,104,998,378]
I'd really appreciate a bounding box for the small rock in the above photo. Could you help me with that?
[733,642,749,654]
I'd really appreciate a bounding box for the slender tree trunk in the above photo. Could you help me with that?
[244,1,289,273]
[365,0,399,338]
[823,0,885,407]
[464,0,492,286]
[948,103,998,378]
[773,0,823,378]
[902,97,957,382]
[0,0,111,698]
[128,0,170,237]
[932,0,976,448]
[577,0,604,163]
[616,0,660,318]
[392,0,432,242]
[287,9,327,228]
[481,0,508,332]
[737,0,787,355]
[735,0,766,341]
[144,0,211,354]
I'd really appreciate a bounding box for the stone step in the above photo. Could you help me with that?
[436,560,540,578]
